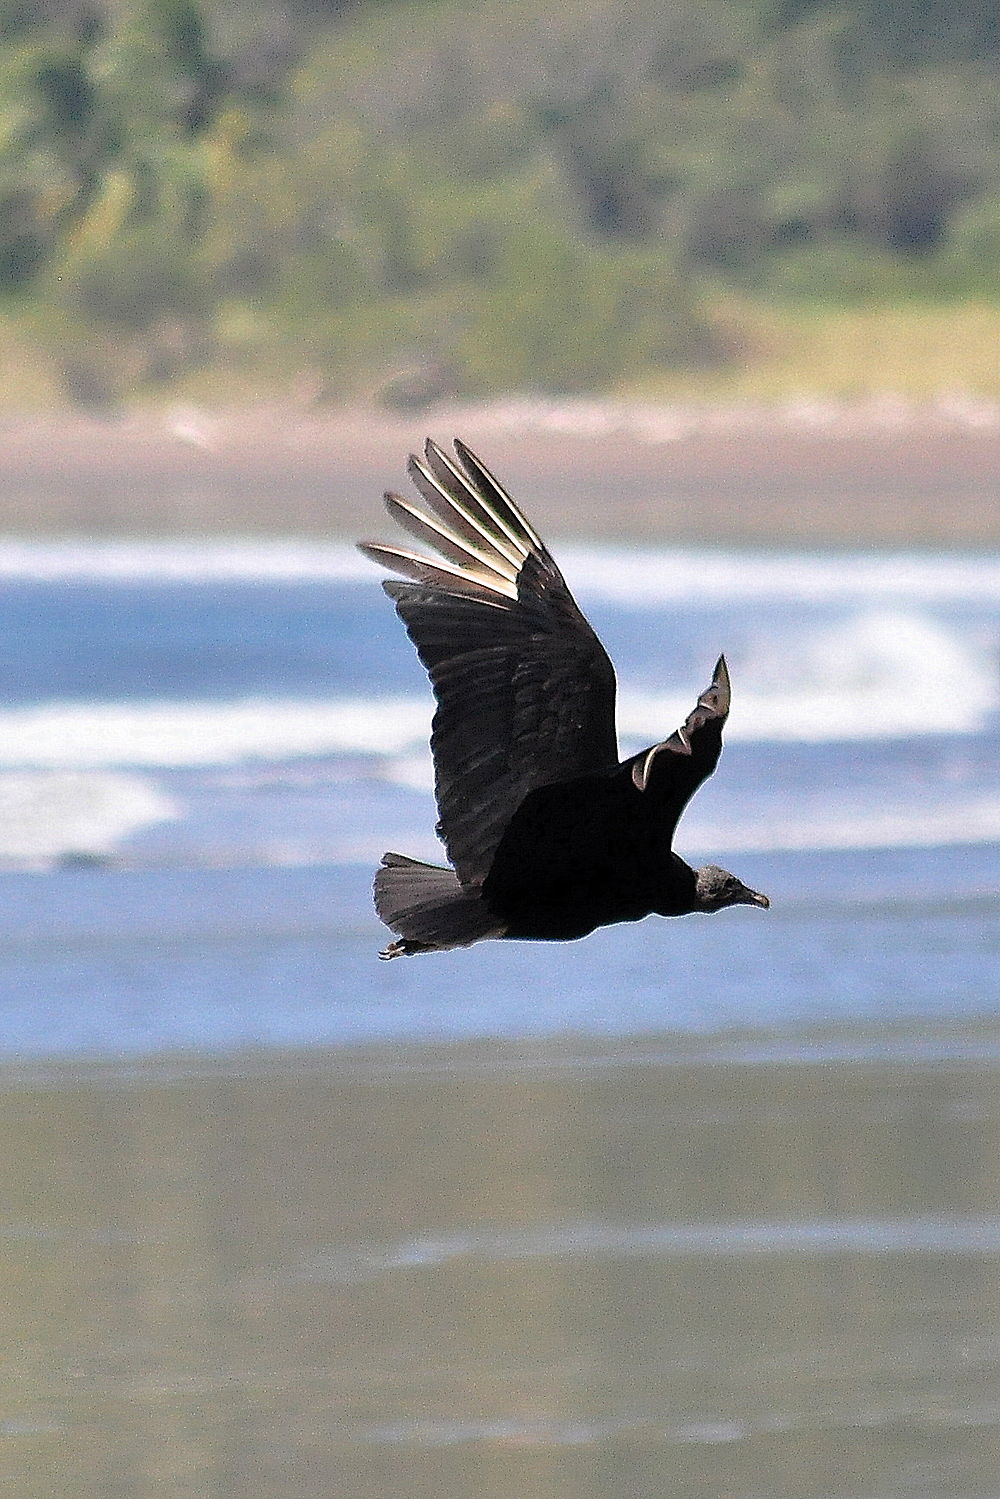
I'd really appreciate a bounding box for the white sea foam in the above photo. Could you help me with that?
[0,537,371,584]
[680,797,1000,855]
[0,696,430,768]
[735,611,997,739]
[0,769,994,866]
[621,612,998,742]
[0,772,176,862]
[558,546,1000,609]
[0,610,992,773]
[1,536,999,608]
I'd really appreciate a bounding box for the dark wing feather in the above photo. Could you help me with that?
[631,656,731,844]
[359,439,619,886]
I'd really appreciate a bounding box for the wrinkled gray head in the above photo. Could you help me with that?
[695,864,770,912]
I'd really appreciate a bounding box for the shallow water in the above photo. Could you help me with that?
[0,845,997,1057]
[2,1036,1000,1499]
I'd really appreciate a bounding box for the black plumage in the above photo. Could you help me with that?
[359,439,769,958]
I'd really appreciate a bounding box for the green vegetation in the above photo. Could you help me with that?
[1,0,999,406]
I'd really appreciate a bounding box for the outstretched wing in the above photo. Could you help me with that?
[359,438,619,886]
[631,656,731,844]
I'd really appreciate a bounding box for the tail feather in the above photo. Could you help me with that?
[373,852,506,958]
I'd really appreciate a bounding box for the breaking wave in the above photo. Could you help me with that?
[622,611,998,742]
[679,796,1000,855]
[0,696,430,768]
[1,609,991,771]
[561,545,1000,608]
[0,537,368,584]
[0,772,176,863]
[1,536,999,608]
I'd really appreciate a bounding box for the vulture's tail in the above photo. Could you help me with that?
[373,852,506,958]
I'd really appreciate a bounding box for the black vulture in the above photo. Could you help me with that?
[359,439,769,958]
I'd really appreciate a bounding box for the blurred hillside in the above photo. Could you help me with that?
[2,0,999,408]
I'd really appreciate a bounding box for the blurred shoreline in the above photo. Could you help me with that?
[1,396,998,546]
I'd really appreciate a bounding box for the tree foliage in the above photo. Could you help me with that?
[2,0,999,403]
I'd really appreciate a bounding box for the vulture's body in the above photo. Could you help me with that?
[360,440,768,958]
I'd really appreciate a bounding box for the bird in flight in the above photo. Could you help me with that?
[359,439,769,958]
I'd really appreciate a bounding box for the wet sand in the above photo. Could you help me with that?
[1,400,999,545]
[2,1033,999,1499]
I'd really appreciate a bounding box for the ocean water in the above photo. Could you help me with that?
[0,534,996,1058]
[2,530,1000,1499]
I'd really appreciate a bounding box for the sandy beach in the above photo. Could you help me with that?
[1,397,998,546]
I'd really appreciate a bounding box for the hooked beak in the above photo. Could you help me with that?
[743,888,770,909]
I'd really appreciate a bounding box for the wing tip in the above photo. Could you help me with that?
[633,655,731,791]
[710,654,731,715]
